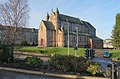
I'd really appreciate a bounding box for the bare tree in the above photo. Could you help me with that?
[0,0,29,45]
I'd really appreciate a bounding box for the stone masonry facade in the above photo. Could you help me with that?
[38,8,103,49]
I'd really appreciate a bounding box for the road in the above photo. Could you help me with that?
[92,57,112,72]
[0,70,64,79]
[93,49,113,71]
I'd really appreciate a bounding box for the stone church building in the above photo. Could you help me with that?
[38,8,103,49]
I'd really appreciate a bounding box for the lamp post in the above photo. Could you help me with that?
[66,19,69,55]
[71,27,78,56]
[75,27,78,56]
[76,27,78,48]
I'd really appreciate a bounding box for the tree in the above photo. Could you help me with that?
[0,0,29,45]
[111,13,120,49]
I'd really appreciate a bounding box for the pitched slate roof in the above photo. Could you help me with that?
[43,21,54,30]
[81,21,90,29]
[91,36,103,40]
[85,22,95,29]
[58,14,95,30]
[81,21,95,29]
[0,25,38,32]
[58,14,82,24]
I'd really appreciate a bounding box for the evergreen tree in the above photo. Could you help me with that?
[111,13,120,49]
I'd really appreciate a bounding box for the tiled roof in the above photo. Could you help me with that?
[43,21,54,30]
[58,14,82,24]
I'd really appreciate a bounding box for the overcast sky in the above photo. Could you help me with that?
[0,0,120,39]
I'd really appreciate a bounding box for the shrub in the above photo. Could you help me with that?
[49,54,88,72]
[21,41,28,46]
[87,62,101,75]
[0,45,13,63]
[24,56,43,67]
[0,48,4,63]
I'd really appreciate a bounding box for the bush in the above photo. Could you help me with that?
[21,41,28,46]
[0,45,13,63]
[24,56,43,67]
[87,62,101,75]
[49,54,88,72]
[0,48,4,63]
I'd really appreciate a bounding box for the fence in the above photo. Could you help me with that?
[106,63,120,79]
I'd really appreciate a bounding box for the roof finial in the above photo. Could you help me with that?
[46,12,49,21]
[56,7,59,14]
[51,9,53,12]
[47,12,49,16]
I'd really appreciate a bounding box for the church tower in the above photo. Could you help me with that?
[49,8,59,47]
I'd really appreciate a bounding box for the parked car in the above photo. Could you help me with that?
[103,51,111,58]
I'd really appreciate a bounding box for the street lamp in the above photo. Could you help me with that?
[66,19,69,55]
[76,27,78,48]
[75,27,78,56]
[71,27,78,56]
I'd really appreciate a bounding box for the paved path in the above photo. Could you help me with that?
[0,67,109,79]
[0,70,62,79]
[14,52,50,62]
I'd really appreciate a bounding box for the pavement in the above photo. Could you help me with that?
[0,67,109,79]
[14,51,50,62]
[0,70,62,79]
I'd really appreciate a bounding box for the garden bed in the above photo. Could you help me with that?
[0,53,105,77]
[0,62,104,77]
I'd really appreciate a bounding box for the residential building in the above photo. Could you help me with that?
[38,8,103,48]
[103,39,113,48]
[0,25,38,45]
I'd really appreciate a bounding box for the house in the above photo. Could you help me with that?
[103,39,113,48]
[0,25,38,45]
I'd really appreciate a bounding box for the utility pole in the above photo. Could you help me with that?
[66,19,69,55]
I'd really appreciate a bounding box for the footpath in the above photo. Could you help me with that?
[0,67,109,79]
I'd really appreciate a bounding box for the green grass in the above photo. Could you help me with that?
[109,50,120,58]
[14,46,85,57]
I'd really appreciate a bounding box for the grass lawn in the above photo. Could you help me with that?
[15,46,86,57]
[109,50,120,58]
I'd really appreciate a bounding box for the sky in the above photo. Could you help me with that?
[0,0,120,39]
